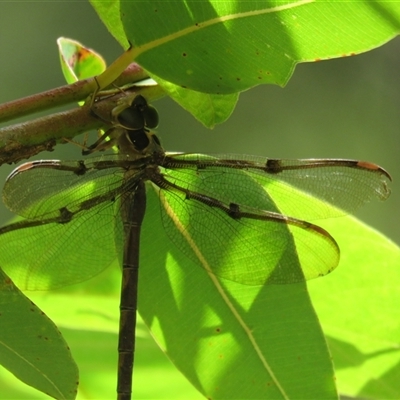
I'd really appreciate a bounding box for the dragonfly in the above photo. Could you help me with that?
[0,93,391,399]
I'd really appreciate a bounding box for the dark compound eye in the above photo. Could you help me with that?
[142,104,159,129]
[116,95,159,130]
[127,129,150,151]
[117,107,144,130]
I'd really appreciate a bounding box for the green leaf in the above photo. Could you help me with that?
[0,287,203,399]
[153,75,239,127]
[57,37,106,84]
[137,185,337,399]
[309,218,400,399]
[0,270,78,399]
[90,0,129,49]
[90,0,400,125]
[98,0,400,94]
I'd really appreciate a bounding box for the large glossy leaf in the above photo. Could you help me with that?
[138,185,337,399]
[0,270,78,399]
[150,75,239,127]
[91,1,400,94]
[309,219,400,399]
[0,288,203,399]
[138,189,399,399]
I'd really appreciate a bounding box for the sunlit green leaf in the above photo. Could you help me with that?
[91,0,129,49]
[92,0,400,94]
[0,270,78,399]
[57,37,106,84]
[309,219,400,399]
[0,290,202,399]
[137,186,338,399]
[90,0,400,125]
[153,75,239,127]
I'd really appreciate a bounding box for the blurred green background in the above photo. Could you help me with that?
[0,2,399,399]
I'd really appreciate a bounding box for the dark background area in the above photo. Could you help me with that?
[0,1,399,245]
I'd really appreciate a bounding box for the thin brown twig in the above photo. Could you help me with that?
[0,84,165,166]
[0,63,150,124]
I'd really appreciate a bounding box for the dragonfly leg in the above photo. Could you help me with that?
[82,127,120,155]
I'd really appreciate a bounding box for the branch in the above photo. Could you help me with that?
[0,63,150,124]
[0,84,165,166]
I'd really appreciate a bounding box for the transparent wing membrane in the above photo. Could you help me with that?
[2,155,138,219]
[0,148,391,288]
[0,201,120,290]
[163,154,391,220]
[158,184,339,285]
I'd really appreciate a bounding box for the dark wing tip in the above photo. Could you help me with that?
[356,161,392,182]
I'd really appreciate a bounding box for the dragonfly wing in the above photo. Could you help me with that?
[164,153,391,220]
[0,200,120,290]
[154,170,339,285]
[2,155,131,220]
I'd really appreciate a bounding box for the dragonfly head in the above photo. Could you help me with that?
[118,128,164,158]
[111,94,162,157]
[112,94,159,131]
[86,93,163,157]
